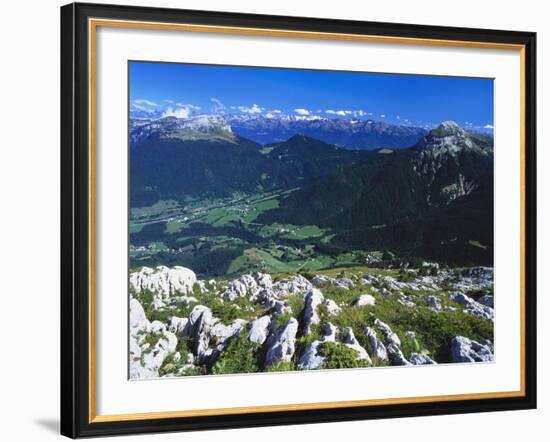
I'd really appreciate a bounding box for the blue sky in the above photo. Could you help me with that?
[129,61,494,131]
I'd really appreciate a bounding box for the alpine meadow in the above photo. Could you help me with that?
[128,62,495,379]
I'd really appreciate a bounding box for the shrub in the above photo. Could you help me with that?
[134,289,155,317]
[410,309,493,362]
[296,323,321,350]
[148,308,175,324]
[192,282,203,297]
[400,333,421,358]
[181,366,202,376]
[369,294,493,361]
[158,352,187,376]
[319,342,370,369]
[274,311,293,328]
[141,331,163,354]
[285,295,305,317]
[211,335,259,375]
[298,270,315,280]
[176,336,193,356]
[209,299,241,325]
[266,361,295,372]
[398,269,416,282]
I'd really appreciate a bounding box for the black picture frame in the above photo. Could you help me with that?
[61,2,537,438]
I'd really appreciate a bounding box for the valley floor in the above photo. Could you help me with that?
[129,192,375,277]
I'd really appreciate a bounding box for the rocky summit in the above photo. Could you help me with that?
[129,263,494,378]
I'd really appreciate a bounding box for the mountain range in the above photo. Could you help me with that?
[131,114,428,150]
[130,116,369,206]
[130,116,493,266]
[259,121,494,264]
[225,114,428,149]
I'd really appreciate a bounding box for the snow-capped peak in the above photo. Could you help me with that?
[435,120,466,137]
[414,121,491,156]
[130,114,235,144]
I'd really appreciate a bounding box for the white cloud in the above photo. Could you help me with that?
[484,124,494,129]
[325,109,346,116]
[160,102,201,119]
[295,115,322,121]
[238,104,265,114]
[164,99,174,104]
[294,108,311,116]
[131,103,156,113]
[161,106,192,119]
[177,103,200,110]
[134,99,158,107]
[210,97,226,113]
[131,99,160,113]
[264,109,282,118]
[326,109,372,118]
[380,114,386,118]
[396,116,401,120]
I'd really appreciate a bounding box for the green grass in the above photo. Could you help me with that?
[166,219,184,234]
[211,213,241,227]
[204,207,229,225]
[274,312,293,328]
[133,261,493,375]
[227,248,296,275]
[310,277,493,362]
[211,334,259,375]
[158,352,190,376]
[130,223,144,233]
[320,265,398,279]
[285,295,305,317]
[129,189,493,369]
[319,342,370,369]
[226,254,253,275]
[281,225,325,239]
[130,190,383,276]
[266,361,295,372]
[131,199,180,218]
[148,241,168,251]
[253,197,279,212]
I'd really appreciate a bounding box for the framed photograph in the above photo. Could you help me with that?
[60,2,537,438]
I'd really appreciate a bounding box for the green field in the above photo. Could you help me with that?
[129,190,377,278]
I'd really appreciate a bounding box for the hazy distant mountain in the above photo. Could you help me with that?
[130,113,428,150]
[226,114,428,149]
[130,115,237,144]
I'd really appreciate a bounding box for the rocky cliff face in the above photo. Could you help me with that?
[129,264,494,379]
[413,121,494,205]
